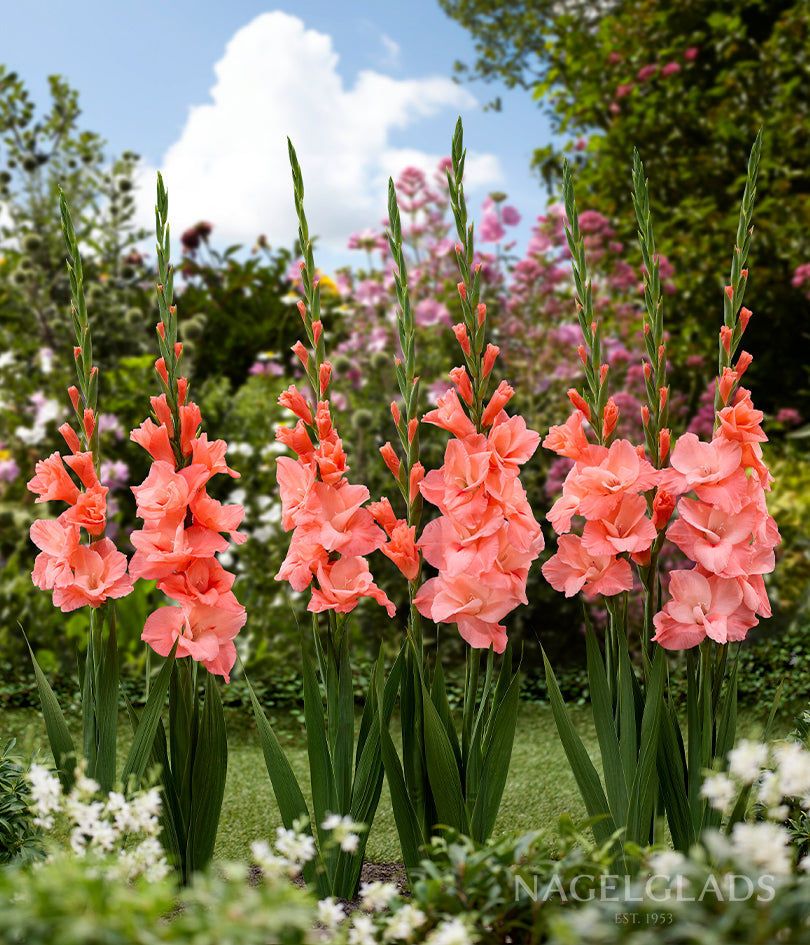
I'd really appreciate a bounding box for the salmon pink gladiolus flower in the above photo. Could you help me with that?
[541,534,634,598]
[49,540,134,612]
[308,556,396,617]
[27,452,80,505]
[652,569,754,648]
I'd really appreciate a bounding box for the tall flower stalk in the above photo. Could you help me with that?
[251,140,399,900]
[376,119,544,874]
[25,193,134,794]
[540,131,779,859]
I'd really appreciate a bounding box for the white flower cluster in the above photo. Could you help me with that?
[250,820,316,880]
[321,812,364,853]
[27,763,169,882]
[701,737,810,821]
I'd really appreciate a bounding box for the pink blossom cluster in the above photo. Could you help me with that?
[541,337,780,650]
[28,406,133,612]
[275,386,397,618]
[128,370,247,682]
[541,417,663,600]
[653,383,780,649]
[413,359,545,653]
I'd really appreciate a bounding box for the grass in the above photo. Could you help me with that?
[1,698,793,865]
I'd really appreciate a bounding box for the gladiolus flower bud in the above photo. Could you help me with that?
[156,322,166,340]
[83,409,95,439]
[736,351,753,377]
[299,260,306,273]
[279,385,313,425]
[482,344,499,377]
[718,367,738,405]
[659,387,668,411]
[725,285,734,300]
[720,326,732,355]
[319,361,332,396]
[312,320,323,345]
[391,401,401,426]
[644,323,651,336]
[599,364,609,385]
[658,344,665,363]
[590,321,597,336]
[155,358,169,385]
[380,442,401,479]
[74,346,82,361]
[741,268,748,279]
[410,462,425,503]
[292,340,308,366]
[739,307,752,332]
[177,377,188,405]
[59,422,81,454]
[477,303,486,326]
[297,300,306,321]
[652,487,676,530]
[658,428,671,461]
[641,405,650,426]
[482,380,515,426]
[449,366,473,404]
[68,386,80,411]
[635,444,647,459]
[452,323,471,356]
[567,388,591,420]
[577,345,588,366]
[457,282,466,300]
[644,362,652,381]
[174,342,183,359]
[603,397,618,437]
[408,418,418,443]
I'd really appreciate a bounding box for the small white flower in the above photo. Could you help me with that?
[318,897,345,930]
[321,813,364,852]
[730,821,793,876]
[250,839,289,880]
[647,849,688,880]
[360,880,399,911]
[700,772,736,811]
[727,739,768,784]
[275,826,316,865]
[773,742,810,798]
[348,914,377,945]
[28,763,62,829]
[384,903,427,941]
[426,917,473,945]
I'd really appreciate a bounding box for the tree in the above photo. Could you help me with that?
[440,0,810,415]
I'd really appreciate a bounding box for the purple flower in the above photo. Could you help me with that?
[0,456,19,483]
[775,408,801,427]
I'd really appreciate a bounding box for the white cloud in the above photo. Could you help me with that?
[134,11,501,254]
[379,34,401,69]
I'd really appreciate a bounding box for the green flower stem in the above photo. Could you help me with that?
[631,150,668,469]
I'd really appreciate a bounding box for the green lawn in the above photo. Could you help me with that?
[1,699,789,864]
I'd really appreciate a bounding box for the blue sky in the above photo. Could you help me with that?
[2,0,558,270]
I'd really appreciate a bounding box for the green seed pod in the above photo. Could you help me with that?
[332,354,352,374]
[351,408,373,429]
[370,351,390,373]
[21,233,42,253]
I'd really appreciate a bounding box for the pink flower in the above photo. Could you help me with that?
[574,438,658,519]
[277,456,317,530]
[541,533,633,598]
[543,411,592,460]
[158,558,241,610]
[191,433,241,478]
[31,520,82,589]
[142,601,246,682]
[414,570,518,649]
[297,481,385,557]
[130,418,175,465]
[59,483,108,537]
[664,433,748,512]
[652,569,754,649]
[308,556,396,617]
[581,493,657,556]
[422,389,476,438]
[131,461,210,524]
[661,61,681,77]
[666,496,761,577]
[129,521,229,581]
[27,452,80,504]
[50,540,134,612]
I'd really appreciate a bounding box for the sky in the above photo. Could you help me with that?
[1,0,559,272]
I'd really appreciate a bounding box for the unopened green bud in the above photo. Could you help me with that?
[370,351,390,373]
[352,408,373,429]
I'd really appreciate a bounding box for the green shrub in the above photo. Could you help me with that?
[0,739,43,864]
